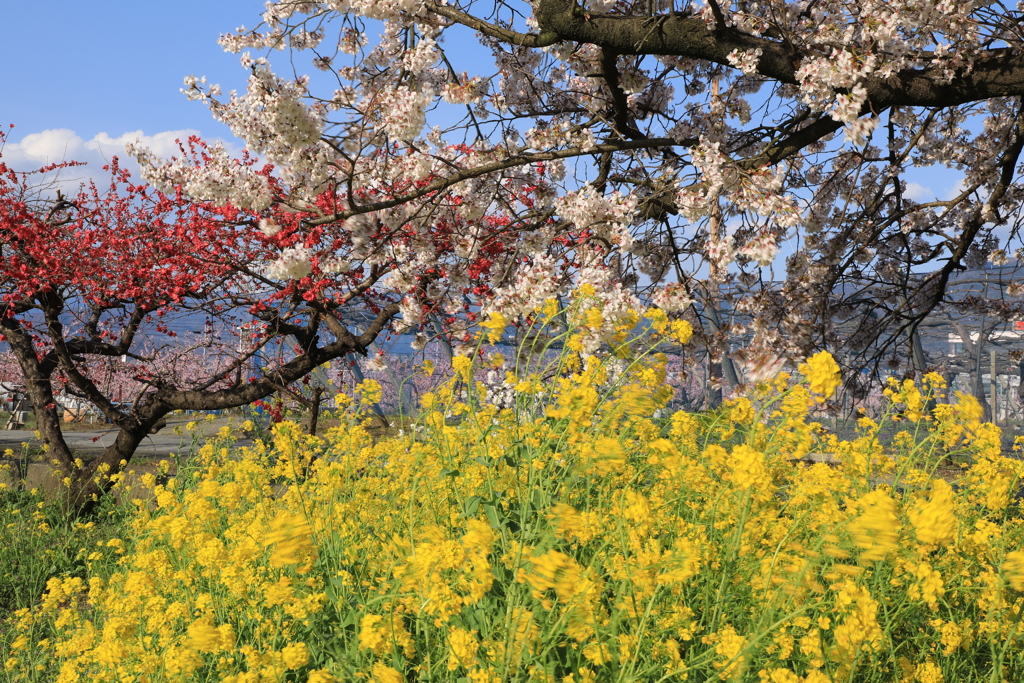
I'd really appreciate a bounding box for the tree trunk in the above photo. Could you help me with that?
[307,386,323,436]
[972,348,993,423]
[707,354,723,408]
[0,299,401,517]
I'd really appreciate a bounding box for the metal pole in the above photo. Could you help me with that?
[991,349,998,423]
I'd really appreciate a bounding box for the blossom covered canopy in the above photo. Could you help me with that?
[128,0,1024,369]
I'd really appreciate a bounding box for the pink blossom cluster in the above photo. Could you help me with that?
[440,75,489,105]
[650,284,693,314]
[725,48,762,76]
[486,254,564,321]
[377,87,434,141]
[736,232,779,268]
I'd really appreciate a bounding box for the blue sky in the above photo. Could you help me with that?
[2,1,258,135]
[1,1,263,175]
[1,0,963,208]
[0,1,497,182]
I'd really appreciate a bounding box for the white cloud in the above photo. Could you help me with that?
[13,128,85,164]
[1,128,239,192]
[86,129,202,162]
[904,182,935,202]
[943,178,967,201]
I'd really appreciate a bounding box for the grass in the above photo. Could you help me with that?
[0,487,128,618]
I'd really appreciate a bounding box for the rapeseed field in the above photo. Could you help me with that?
[3,300,1024,682]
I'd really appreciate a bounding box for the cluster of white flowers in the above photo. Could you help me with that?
[487,254,563,321]
[265,246,314,280]
[989,249,1010,266]
[377,87,433,141]
[166,60,339,204]
[793,51,886,146]
[726,48,762,76]
[830,83,868,124]
[844,115,880,146]
[398,297,425,330]
[524,120,597,152]
[740,352,787,386]
[182,74,222,101]
[331,0,425,22]
[390,152,435,183]
[616,61,650,95]
[126,140,274,212]
[363,351,389,372]
[676,141,740,220]
[482,368,517,410]
[258,218,281,237]
[290,29,324,50]
[231,0,428,31]
[440,76,489,105]
[737,232,779,267]
[218,28,288,53]
[402,37,439,75]
[320,256,351,274]
[338,28,367,55]
[706,234,737,270]
[554,187,638,252]
[651,284,693,313]
[223,63,324,154]
[677,142,801,268]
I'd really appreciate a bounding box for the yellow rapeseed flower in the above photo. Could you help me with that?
[526,550,583,603]
[711,625,748,680]
[670,319,693,344]
[281,642,310,669]
[1002,550,1024,590]
[908,479,957,547]
[848,489,901,562]
[186,617,220,653]
[355,378,383,405]
[370,663,404,683]
[308,669,338,683]
[448,627,480,670]
[728,444,771,499]
[480,311,507,344]
[799,351,841,400]
[358,614,387,652]
[263,511,317,569]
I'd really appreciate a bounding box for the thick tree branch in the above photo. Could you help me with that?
[430,2,560,47]
[531,0,1024,108]
[306,138,686,227]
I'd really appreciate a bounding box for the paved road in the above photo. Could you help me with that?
[0,419,254,460]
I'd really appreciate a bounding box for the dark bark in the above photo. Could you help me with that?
[0,298,400,516]
[530,0,1024,108]
[307,387,323,437]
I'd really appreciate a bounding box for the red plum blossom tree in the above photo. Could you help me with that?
[1,129,537,512]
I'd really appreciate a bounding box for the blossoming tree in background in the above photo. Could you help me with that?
[125,0,1024,393]
[0,129,536,512]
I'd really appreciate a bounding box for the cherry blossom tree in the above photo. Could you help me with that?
[122,0,1024,389]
